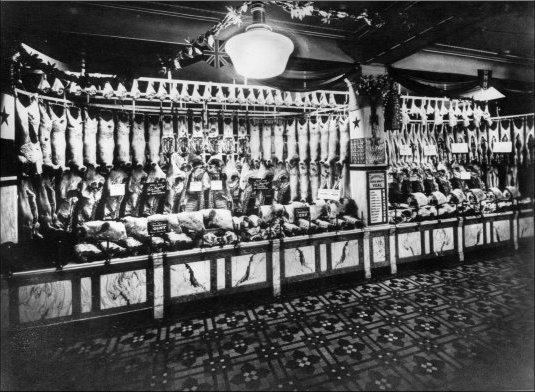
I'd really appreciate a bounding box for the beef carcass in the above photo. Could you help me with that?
[206,155,229,209]
[19,178,41,238]
[286,119,299,162]
[338,116,350,165]
[164,153,187,214]
[327,116,339,163]
[39,102,55,169]
[131,114,146,167]
[273,120,285,163]
[297,118,309,163]
[299,162,309,202]
[262,120,273,162]
[55,170,82,231]
[66,107,86,172]
[98,111,115,170]
[147,115,161,166]
[288,160,299,201]
[116,112,132,167]
[309,161,320,201]
[309,119,320,162]
[320,116,330,163]
[83,108,98,168]
[103,168,128,220]
[224,156,241,212]
[250,119,261,162]
[142,163,166,216]
[16,98,43,175]
[50,106,68,171]
[239,159,257,215]
[77,166,106,224]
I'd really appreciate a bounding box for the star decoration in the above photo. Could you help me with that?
[0,107,9,126]
[353,117,361,128]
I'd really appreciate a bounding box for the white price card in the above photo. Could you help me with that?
[493,141,512,153]
[399,144,412,156]
[317,188,341,201]
[189,181,203,192]
[210,180,223,191]
[460,172,471,180]
[423,144,437,156]
[109,183,125,196]
[451,143,468,153]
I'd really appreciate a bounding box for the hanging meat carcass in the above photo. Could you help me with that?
[309,161,320,201]
[297,118,309,163]
[176,116,190,156]
[147,115,161,166]
[163,153,187,214]
[16,97,43,175]
[142,163,166,216]
[288,160,299,201]
[39,102,55,169]
[222,117,235,155]
[273,162,291,204]
[309,119,320,162]
[103,168,128,220]
[273,119,285,163]
[19,178,41,239]
[338,116,350,165]
[83,108,98,168]
[55,170,82,231]
[116,112,132,168]
[320,116,330,163]
[76,166,105,224]
[237,118,250,157]
[286,119,299,162]
[250,118,262,162]
[98,111,115,170]
[182,155,209,212]
[123,166,148,217]
[299,161,310,202]
[262,120,273,163]
[131,114,146,167]
[224,156,241,212]
[66,107,86,172]
[50,105,68,171]
[190,117,205,156]
[206,154,229,209]
[327,116,339,163]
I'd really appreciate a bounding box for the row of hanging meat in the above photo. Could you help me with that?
[16,96,351,174]
[386,118,535,166]
[401,97,495,128]
[37,76,342,107]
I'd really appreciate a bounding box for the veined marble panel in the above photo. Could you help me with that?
[319,244,327,271]
[519,217,534,238]
[217,258,226,290]
[493,220,510,242]
[464,224,484,247]
[398,232,421,258]
[231,253,267,287]
[372,236,386,263]
[100,270,147,310]
[433,227,455,253]
[81,277,92,313]
[170,260,211,297]
[284,246,316,277]
[19,281,72,323]
[332,240,359,269]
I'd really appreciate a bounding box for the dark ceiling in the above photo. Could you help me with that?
[1,1,533,82]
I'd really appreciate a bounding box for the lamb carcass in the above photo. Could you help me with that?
[131,114,146,167]
[299,161,309,202]
[250,119,262,162]
[237,119,250,157]
[163,153,187,214]
[19,178,41,238]
[50,106,68,171]
[297,118,309,163]
[177,116,190,156]
[338,116,350,165]
[262,120,273,162]
[83,108,98,168]
[288,160,299,201]
[16,98,43,175]
[190,118,205,155]
[222,118,235,155]
[65,107,85,172]
[327,116,339,163]
[116,112,132,167]
[286,119,299,162]
[147,115,161,166]
[98,111,115,170]
[39,102,55,169]
[320,116,330,163]
[309,161,320,201]
[273,120,285,163]
[309,119,320,162]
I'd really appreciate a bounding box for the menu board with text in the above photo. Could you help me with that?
[367,171,387,225]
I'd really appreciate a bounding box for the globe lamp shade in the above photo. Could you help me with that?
[225,25,294,80]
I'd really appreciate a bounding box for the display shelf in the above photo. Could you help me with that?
[3,209,531,330]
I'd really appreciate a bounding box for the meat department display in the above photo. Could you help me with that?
[14,94,361,264]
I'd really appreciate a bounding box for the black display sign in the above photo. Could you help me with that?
[350,138,366,165]
[294,207,310,223]
[145,178,167,196]
[148,220,168,236]
[250,178,272,191]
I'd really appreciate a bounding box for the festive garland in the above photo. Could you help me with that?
[160,1,385,73]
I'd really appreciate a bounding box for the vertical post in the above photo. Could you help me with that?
[389,227,397,274]
[363,229,371,279]
[512,210,519,250]
[271,239,281,297]
[152,253,164,319]
[457,217,465,262]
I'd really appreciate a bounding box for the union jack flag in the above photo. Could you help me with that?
[203,40,231,68]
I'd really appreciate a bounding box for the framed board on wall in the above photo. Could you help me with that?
[367,171,388,225]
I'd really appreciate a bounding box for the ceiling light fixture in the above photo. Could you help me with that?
[225,1,294,80]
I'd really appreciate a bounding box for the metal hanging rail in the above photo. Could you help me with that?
[489,113,534,121]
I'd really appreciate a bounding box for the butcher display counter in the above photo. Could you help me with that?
[3,207,532,330]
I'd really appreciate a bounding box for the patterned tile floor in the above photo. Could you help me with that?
[2,249,534,391]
